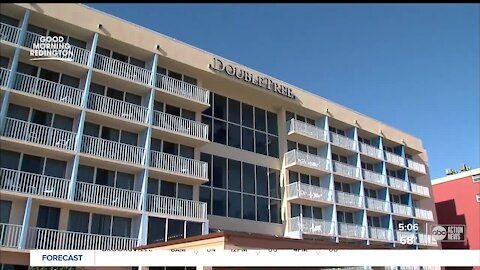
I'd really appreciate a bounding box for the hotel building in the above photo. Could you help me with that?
[0,3,438,269]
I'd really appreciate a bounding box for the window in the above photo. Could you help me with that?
[7,105,74,131]
[332,153,348,164]
[390,194,401,204]
[358,136,371,145]
[91,83,142,106]
[69,211,131,238]
[0,200,12,223]
[334,182,351,193]
[367,216,381,227]
[37,206,60,229]
[361,162,374,171]
[77,165,135,191]
[473,174,480,182]
[147,217,166,244]
[201,153,281,223]
[364,188,378,199]
[337,211,354,224]
[203,94,278,157]
[330,126,346,136]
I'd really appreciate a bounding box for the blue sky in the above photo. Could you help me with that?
[87,4,479,179]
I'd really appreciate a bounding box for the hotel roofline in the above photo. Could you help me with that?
[9,3,425,152]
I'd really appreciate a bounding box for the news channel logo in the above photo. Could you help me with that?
[431,224,466,242]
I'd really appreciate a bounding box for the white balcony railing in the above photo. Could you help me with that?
[0,22,21,44]
[0,168,69,200]
[81,135,145,165]
[418,233,437,245]
[388,177,409,191]
[407,159,426,174]
[0,67,10,87]
[287,217,336,236]
[93,54,151,85]
[333,161,359,178]
[414,208,434,220]
[362,169,386,186]
[337,222,367,238]
[391,202,413,216]
[395,230,416,242]
[2,117,77,151]
[385,152,405,167]
[335,190,364,208]
[287,119,327,142]
[153,111,208,140]
[155,73,210,105]
[150,151,208,180]
[410,183,430,197]
[0,223,22,248]
[369,227,394,241]
[365,197,390,213]
[13,72,83,106]
[147,194,207,220]
[285,149,330,172]
[87,93,148,123]
[359,142,382,159]
[22,31,90,66]
[26,227,137,250]
[329,132,356,151]
[75,181,141,211]
[286,182,333,203]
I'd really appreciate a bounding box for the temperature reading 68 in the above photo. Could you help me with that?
[398,222,419,245]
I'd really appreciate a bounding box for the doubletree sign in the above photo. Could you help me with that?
[209,57,295,99]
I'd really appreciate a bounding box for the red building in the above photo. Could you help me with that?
[431,168,480,253]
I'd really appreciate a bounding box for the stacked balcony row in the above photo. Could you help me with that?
[1,117,208,180]
[286,216,436,246]
[0,223,138,250]
[285,149,430,198]
[287,119,427,174]
[0,23,211,107]
[285,182,433,220]
[0,168,207,221]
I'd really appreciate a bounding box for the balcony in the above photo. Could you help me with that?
[395,230,416,243]
[12,72,84,106]
[365,197,390,213]
[87,93,148,123]
[2,117,77,151]
[417,233,437,246]
[332,161,360,179]
[391,202,413,217]
[155,73,210,108]
[80,135,145,165]
[23,30,90,66]
[93,53,151,85]
[284,150,330,176]
[0,168,69,200]
[362,169,386,186]
[407,159,426,174]
[286,119,327,146]
[75,181,141,211]
[0,23,20,45]
[287,217,336,237]
[147,194,207,221]
[335,190,364,208]
[26,227,138,250]
[410,183,430,197]
[149,151,208,181]
[414,208,434,221]
[286,182,333,205]
[337,222,367,239]
[152,110,209,144]
[0,223,22,248]
[369,227,394,241]
[385,152,405,167]
[359,142,382,159]
[0,67,10,87]
[329,132,356,151]
[388,177,409,192]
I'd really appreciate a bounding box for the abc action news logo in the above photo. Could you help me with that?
[431,224,466,242]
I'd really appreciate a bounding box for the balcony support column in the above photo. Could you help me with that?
[18,197,32,249]
[0,10,30,131]
[137,54,158,246]
[68,32,98,201]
